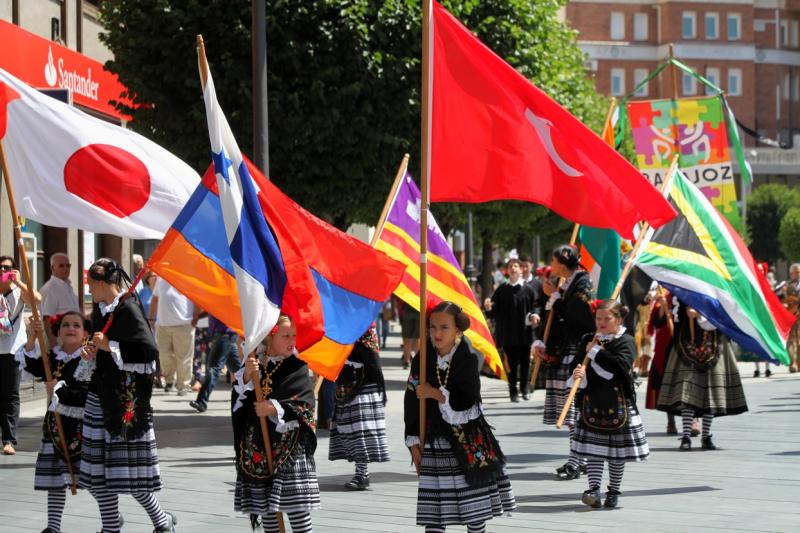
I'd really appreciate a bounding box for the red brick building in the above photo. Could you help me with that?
[566,0,800,148]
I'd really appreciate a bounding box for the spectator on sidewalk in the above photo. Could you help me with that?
[40,252,80,348]
[189,314,241,413]
[148,277,198,396]
[1,255,41,456]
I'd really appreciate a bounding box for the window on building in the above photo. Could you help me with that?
[682,72,696,95]
[794,73,800,101]
[634,69,649,96]
[705,68,720,95]
[783,72,791,100]
[682,12,696,39]
[705,13,719,40]
[633,13,648,41]
[792,20,799,48]
[727,68,742,97]
[610,12,625,40]
[727,13,741,40]
[781,20,790,47]
[611,69,626,96]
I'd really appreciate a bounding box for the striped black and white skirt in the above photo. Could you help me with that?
[34,437,79,491]
[572,400,650,462]
[329,383,390,464]
[417,437,516,527]
[235,446,321,515]
[78,392,162,494]
[543,351,576,426]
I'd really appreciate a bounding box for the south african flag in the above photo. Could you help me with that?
[634,170,796,364]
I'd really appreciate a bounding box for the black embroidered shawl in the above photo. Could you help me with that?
[232,355,316,484]
[91,296,158,440]
[404,338,506,486]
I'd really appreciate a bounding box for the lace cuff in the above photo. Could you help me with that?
[48,381,84,418]
[532,340,545,351]
[588,346,614,381]
[107,341,156,374]
[232,366,253,413]
[696,315,717,331]
[405,436,421,448]
[269,400,299,433]
[438,387,483,425]
[545,291,561,311]
[73,358,96,382]
[15,344,40,367]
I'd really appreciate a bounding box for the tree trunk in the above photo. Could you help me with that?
[479,233,494,302]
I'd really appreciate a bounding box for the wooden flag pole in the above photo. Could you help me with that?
[196,34,284,533]
[370,153,410,247]
[556,155,679,428]
[418,0,433,449]
[529,222,580,389]
[0,141,77,495]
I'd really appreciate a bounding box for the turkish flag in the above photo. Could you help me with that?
[429,2,676,238]
[0,68,199,239]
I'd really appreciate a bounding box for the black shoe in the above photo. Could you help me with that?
[402,361,409,370]
[701,435,717,450]
[522,392,531,401]
[510,393,520,403]
[344,474,370,490]
[765,368,773,378]
[164,383,175,393]
[582,488,602,508]
[189,400,207,413]
[679,436,692,451]
[753,369,760,378]
[41,529,57,533]
[579,462,588,474]
[154,511,177,533]
[604,488,620,508]
[557,465,580,480]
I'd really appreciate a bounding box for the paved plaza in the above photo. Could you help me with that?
[1,334,799,532]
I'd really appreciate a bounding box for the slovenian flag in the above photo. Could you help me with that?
[149,69,405,378]
[634,169,796,364]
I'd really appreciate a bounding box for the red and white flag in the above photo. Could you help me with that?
[0,68,199,239]
[428,2,675,238]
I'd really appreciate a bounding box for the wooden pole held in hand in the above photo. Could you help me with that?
[556,156,679,429]
[0,141,78,495]
[370,154,410,247]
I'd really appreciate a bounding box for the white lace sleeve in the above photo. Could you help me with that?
[73,358,96,382]
[438,387,484,425]
[269,399,299,433]
[48,381,84,418]
[545,291,561,311]
[107,341,157,374]
[232,366,253,413]
[405,436,421,448]
[14,344,40,367]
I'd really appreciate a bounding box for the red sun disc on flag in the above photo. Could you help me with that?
[64,143,151,218]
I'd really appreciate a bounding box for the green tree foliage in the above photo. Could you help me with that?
[779,207,800,262]
[98,0,603,233]
[746,184,800,263]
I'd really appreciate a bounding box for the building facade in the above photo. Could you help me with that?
[0,0,138,304]
[567,0,800,183]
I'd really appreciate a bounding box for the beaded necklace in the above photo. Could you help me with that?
[260,357,285,396]
[434,348,455,389]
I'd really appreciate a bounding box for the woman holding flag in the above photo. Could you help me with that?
[404,302,515,533]
[533,245,595,480]
[232,315,319,532]
[79,258,176,533]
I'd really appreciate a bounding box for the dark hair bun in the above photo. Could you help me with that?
[552,244,580,269]
[455,312,471,331]
[618,305,629,319]
[430,301,471,332]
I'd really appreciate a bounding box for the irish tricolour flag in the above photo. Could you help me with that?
[634,170,796,364]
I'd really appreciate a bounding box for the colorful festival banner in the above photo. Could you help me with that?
[626,96,742,231]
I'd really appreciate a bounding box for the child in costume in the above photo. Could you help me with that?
[232,315,319,532]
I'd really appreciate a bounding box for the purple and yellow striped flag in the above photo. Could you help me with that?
[374,172,506,380]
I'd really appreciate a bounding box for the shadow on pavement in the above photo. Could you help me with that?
[514,485,718,504]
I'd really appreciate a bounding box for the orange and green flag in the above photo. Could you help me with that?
[374,172,506,381]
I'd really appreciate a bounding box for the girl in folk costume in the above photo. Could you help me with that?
[570,300,649,509]
[645,287,681,435]
[533,245,595,480]
[329,325,389,490]
[656,301,748,451]
[16,312,93,533]
[232,315,319,532]
[405,302,515,533]
[79,259,176,533]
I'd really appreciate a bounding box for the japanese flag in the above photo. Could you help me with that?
[0,67,199,239]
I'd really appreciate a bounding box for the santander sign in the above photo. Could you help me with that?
[0,19,132,120]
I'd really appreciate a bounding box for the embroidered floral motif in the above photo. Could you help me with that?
[582,385,628,432]
[406,373,419,392]
[450,423,499,469]
[44,411,82,462]
[119,373,137,431]
[239,424,270,479]
[679,330,720,371]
